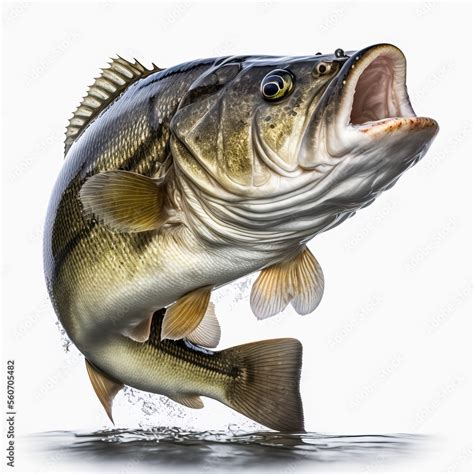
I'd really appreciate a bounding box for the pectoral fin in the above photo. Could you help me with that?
[169,393,204,409]
[85,359,124,423]
[161,286,212,341]
[123,315,153,343]
[250,246,324,319]
[186,302,221,348]
[79,170,165,232]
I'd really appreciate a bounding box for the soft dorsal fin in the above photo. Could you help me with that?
[123,315,154,342]
[65,56,162,156]
[85,359,124,423]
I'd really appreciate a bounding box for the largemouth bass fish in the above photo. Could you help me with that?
[44,44,438,429]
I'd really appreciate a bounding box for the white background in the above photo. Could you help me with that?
[2,1,472,472]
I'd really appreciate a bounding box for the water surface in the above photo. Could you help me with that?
[24,428,426,472]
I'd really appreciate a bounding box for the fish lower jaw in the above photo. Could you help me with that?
[353,116,439,137]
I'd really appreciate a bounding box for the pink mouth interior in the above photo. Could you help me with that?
[349,54,413,126]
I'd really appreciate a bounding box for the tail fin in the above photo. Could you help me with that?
[221,338,304,432]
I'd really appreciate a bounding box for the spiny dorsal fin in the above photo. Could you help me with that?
[65,56,162,156]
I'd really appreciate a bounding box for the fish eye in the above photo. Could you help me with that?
[261,69,294,102]
[314,61,332,76]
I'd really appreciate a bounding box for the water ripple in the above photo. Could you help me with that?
[24,428,426,471]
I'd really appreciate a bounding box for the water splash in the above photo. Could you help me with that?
[212,275,253,306]
[123,387,191,422]
[55,320,72,352]
[121,386,261,433]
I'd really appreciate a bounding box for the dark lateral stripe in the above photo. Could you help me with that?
[120,133,158,172]
[146,310,236,377]
[121,99,168,174]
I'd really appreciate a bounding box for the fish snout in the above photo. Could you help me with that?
[325,44,438,156]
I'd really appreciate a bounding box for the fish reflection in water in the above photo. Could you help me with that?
[25,428,425,471]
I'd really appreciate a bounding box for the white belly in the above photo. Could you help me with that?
[76,226,281,345]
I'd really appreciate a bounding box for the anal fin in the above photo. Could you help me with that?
[161,286,212,341]
[169,393,204,409]
[85,359,124,423]
[186,302,221,348]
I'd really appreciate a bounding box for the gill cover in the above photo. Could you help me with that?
[170,59,268,189]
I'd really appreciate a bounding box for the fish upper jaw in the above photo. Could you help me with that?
[323,43,439,158]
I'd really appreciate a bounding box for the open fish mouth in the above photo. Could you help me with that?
[337,44,438,136]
